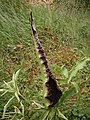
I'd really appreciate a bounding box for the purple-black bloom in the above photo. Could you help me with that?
[30,11,62,107]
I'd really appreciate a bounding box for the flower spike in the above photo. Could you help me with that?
[30,11,62,107]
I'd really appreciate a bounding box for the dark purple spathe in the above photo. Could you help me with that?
[30,11,62,107]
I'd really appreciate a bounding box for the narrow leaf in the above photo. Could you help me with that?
[16,85,20,95]
[12,73,15,88]
[15,92,20,102]
[14,69,20,81]
[0,89,4,92]
[1,90,8,97]
[14,106,22,114]
[47,110,54,120]
[3,81,12,90]
[42,111,50,120]
[33,101,44,109]
[20,102,24,116]
[2,96,15,118]
[57,108,68,120]
[12,69,20,88]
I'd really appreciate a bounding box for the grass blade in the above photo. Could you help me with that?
[14,69,20,82]
[33,101,44,109]
[12,69,20,88]
[3,81,13,90]
[2,96,15,118]
[42,110,50,120]
[20,102,24,116]
[57,108,68,120]
[15,92,20,102]
[1,90,8,97]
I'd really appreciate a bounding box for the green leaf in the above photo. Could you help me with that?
[72,82,79,94]
[51,64,62,74]
[42,110,50,120]
[3,81,13,90]
[14,106,22,114]
[47,110,55,120]
[1,90,8,97]
[68,58,90,83]
[56,78,67,84]
[33,101,44,109]
[15,92,20,102]
[14,69,20,81]
[37,109,50,120]
[57,108,68,120]
[2,96,15,118]
[20,102,24,116]
[72,82,81,100]
[0,89,4,92]
[12,69,20,87]
[12,73,16,88]
[58,86,76,105]
[16,85,20,94]
[61,67,68,78]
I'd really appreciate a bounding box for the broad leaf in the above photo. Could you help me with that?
[68,58,90,83]
[51,64,62,74]
[72,82,80,94]
[72,82,81,100]
[58,86,76,105]
[61,67,68,78]
[56,78,67,84]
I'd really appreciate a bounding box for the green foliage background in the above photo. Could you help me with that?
[0,0,90,119]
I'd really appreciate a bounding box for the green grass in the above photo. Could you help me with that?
[0,0,90,119]
[30,0,90,57]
